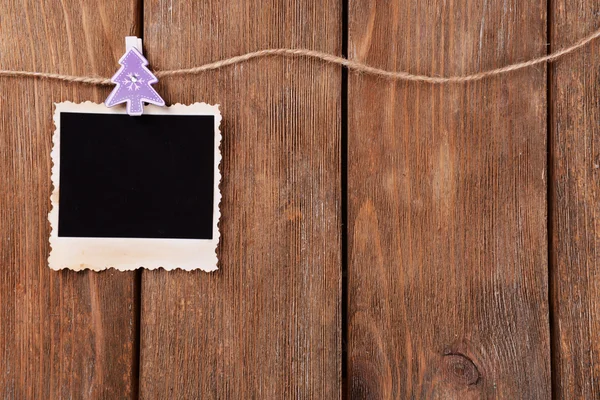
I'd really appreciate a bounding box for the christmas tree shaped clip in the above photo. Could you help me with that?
[105,37,165,116]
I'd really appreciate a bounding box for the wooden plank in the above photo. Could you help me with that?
[140,1,341,398]
[550,3,600,398]
[0,1,139,398]
[347,0,551,397]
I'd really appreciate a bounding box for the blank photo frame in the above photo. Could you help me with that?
[49,102,222,272]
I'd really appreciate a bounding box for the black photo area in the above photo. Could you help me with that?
[58,112,215,239]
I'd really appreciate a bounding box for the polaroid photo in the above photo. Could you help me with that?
[49,102,222,272]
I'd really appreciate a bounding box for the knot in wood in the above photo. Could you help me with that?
[442,353,481,386]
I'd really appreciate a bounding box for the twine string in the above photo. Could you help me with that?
[1,27,600,86]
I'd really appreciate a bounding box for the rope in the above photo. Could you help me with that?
[1,27,599,85]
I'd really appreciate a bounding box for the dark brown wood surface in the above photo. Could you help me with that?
[347,0,552,398]
[139,0,342,398]
[3,0,600,397]
[550,0,600,398]
[0,1,139,398]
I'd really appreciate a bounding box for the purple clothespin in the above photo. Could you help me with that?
[105,37,165,116]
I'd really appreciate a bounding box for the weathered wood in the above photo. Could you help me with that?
[347,0,551,397]
[139,1,342,398]
[0,1,139,398]
[550,2,600,398]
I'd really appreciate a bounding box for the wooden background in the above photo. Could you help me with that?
[0,0,598,398]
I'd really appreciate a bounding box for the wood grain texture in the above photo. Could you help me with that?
[347,0,551,398]
[0,0,139,398]
[139,1,341,398]
[550,1,600,398]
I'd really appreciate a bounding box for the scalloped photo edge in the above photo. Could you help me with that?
[49,102,222,272]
